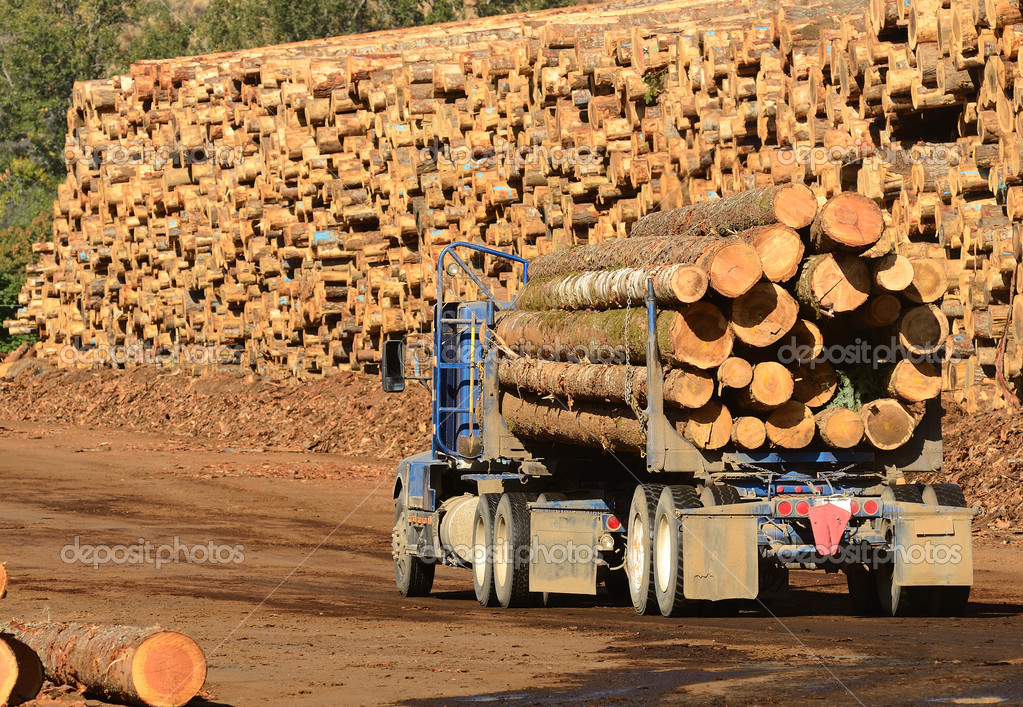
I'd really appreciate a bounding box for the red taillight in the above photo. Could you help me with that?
[777,500,793,516]
[607,516,622,531]
[863,499,879,515]
[850,500,860,515]
[795,500,810,516]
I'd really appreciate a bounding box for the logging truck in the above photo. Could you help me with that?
[383,242,974,617]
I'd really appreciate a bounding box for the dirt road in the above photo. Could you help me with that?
[0,420,1021,706]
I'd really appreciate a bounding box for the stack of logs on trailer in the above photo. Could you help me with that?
[5,0,1023,412]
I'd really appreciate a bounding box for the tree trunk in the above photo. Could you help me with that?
[629,184,818,238]
[898,304,949,355]
[729,281,799,347]
[765,401,816,448]
[740,225,805,282]
[717,356,753,391]
[885,359,943,401]
[903,258,948,303]
[494,305,734,370]
[683,400,733,450]
[872,253,915,292]
[796,253,871,315]
[731,416,767,449]
[500,392,649,453]
[859,398,918,450]
[738,362,794,409]
[792,361,838,407]
[496,359,713,409]
[814,407,865,448]
[525,234,763,298]
[5,622,206,707]
[513,264,707,311]
[810,192,885,252]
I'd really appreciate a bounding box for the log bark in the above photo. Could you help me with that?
[514,264,708,311]
[740,225,805,282]
[6,622,206,707]
[792,361,839,407]
[525,234,763,298]
[885,359,943,401]
[495,306,734,369]
[739,361,794,409]
[872,253,915,292]
[814,407,865,448]
[898,304,949,355]
[496,358,713,409]
[729,281,799,347]
[796,253,871,315]
[859,398,918,450]
[629,184,818,238]
[731,416,767,449]
[903,258,948,303]
[810,192,885,252]
[500,392,648,453]
[0,634,43,706]
[765,401,816,448]
[717,356,753,391]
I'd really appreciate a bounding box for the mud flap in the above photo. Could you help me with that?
[529,508,600,595]
[892,502,974,588]
[681,511,758,601]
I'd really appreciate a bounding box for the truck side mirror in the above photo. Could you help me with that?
[381,339,405,393]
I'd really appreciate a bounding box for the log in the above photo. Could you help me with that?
[792,361,839,407]
[796,253,871,315]
[898,304,949,355]
[814,407,865,448]
[513,264,708,310]
[629,184,818,238]
[739,361,794,409]
[903,258,948,303]
[683,400,733,450]
[0,634,43,706]
[731,416,768,449]
[729,281,800,347]
[717,356,753,390]
[500,392,648,453]
[810,192,885,252]
[495,358,713,409]
[765,401,816,448]
[739,225,805,282]
[784,319,825,363]
[525,234,763,298]
[850,293,902,328]
[859,398,918,450]
[6,622,206,707]
[885,359,943,401]
[872,253,915,292]
[494,306,734,369]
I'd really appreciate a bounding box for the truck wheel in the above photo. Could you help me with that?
[626,484,664,615]
[928,586,971,616]
[393,494,435,597]
[654,485,702,617]
[493,493,534,608]
[701,483,741,507]
[845,564,881,615]
[921,483,967,508]
[472,493,502,607]
[882,484,924,504]
[875,563,928,617]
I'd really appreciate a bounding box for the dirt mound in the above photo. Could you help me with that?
[0,368,430,460]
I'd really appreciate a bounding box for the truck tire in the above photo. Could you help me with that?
[626,484,664,615]
[882,484,924,504]
[701,483,741,507]
[845,564,882,615]
[654,485,702,617]
[921,483,967,508]
[472,493,502,607]
[393,494,435,597]
[493,493,534,608]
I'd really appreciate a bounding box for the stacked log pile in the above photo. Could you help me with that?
[496,189,942,453]
[5,0,1023,410]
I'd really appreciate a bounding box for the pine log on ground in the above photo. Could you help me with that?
[729,281,799,347]
[859,398,918,450]
[682,400,733,450]
[6,622,206,707]
[850,293,903,328]
[738,362,794,410]
[494,306,734,369]
[885,359,943,401]
[814,407,865,448]
[903,259,949,303]
[496,359,713,409]
[765,401,816,448]
[0,635,43,706]
[629,184,818,238]
[792,361,839,407]
[872,253,915,292]
[898,304,949,355]
[796,253,871,315]
[717,356,753,391]
[513,264,708,310]
[739,225,805,282]
[731,416,767,449]
[500,391,653,453]
[810,192,885,252]
[525,234,763,298]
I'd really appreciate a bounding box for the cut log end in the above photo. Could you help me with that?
[745,225,805,282]
[873,253,915,292]
[800,253,871,315]
[899,304,949,355]
[904,259,948,304]
[774,184,819,229]
[744,361,795,409]
[684,401,733,450]
[792,361,838,408]
[664,367,715,409]
[669,265,709,304]
[765,401,816,449]
[707,243,763,298]
[730,281,799,347]
[717,356,754,390]
[812,192,885,251]
[668,302,734,370]
[860,398,917,450]
[133,632,207,707]
[731,416,767,449]
[886,359,942,402]
[0,635,43,707]
[815,407,865,449]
